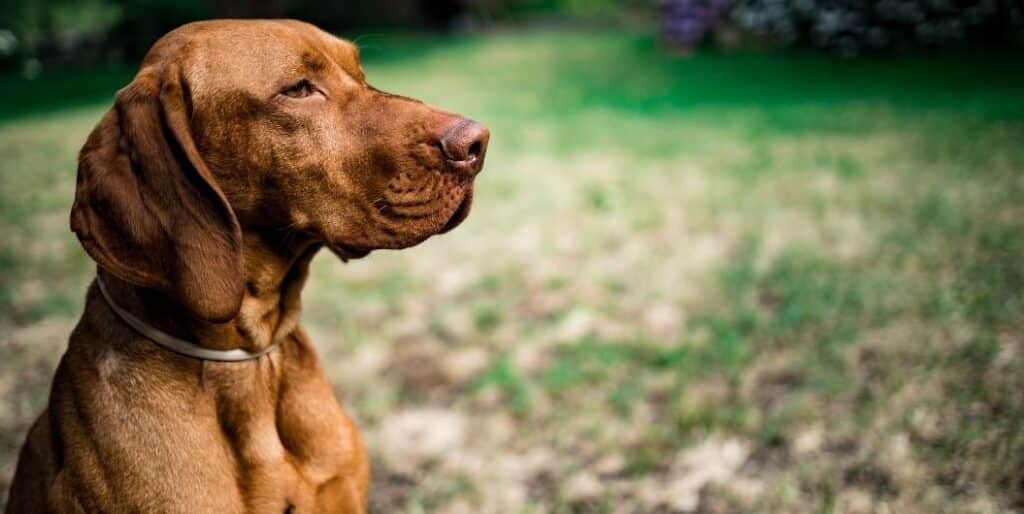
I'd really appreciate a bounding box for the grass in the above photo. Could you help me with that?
[2,30,1024,513]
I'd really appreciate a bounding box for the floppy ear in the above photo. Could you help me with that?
[70,64,244,323]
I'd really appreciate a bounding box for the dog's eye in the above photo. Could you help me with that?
[280,79,319,99]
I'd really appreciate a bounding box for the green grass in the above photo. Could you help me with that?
[2,30,1023,514]
[0,66,136,122]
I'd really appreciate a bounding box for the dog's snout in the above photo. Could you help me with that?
[439,119,489,174]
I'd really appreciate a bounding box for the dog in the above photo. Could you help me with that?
[4,19,488,514]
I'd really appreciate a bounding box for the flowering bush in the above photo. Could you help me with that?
[660,0,1024,54]
[659,0,732,49]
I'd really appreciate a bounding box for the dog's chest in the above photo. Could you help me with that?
[209,352,364,513]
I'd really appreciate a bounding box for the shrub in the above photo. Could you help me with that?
[659,0,732,49]
[660,0,1024,54]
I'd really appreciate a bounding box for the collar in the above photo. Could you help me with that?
[95,275,279,362]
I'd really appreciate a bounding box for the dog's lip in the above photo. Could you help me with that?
[329,189,472,260]
[440,190,473,234]
[328,243,373,260]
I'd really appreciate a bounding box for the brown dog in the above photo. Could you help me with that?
[4,19,487,514]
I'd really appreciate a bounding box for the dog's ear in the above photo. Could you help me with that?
[70,64,244,323]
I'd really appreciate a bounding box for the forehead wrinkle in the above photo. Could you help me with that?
[281,28,357,84]
[300,52,328,73]
[338,41,365,82]
[323,44,362,82]
[308,30,363,82]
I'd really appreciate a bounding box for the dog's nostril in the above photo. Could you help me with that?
[439,119,489,166]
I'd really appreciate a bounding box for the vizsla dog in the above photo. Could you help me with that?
[5,19,488,514]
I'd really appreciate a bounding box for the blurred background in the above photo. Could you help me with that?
[2,1,1023,513]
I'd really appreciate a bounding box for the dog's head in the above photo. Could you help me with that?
[70,20,488,322]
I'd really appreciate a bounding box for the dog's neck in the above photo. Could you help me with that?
[98,231,320,354]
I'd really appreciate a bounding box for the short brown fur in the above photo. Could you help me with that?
[5,19,488,514]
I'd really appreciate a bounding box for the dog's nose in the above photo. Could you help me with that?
[439,119,489,175]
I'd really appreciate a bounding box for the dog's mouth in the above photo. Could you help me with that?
[329,243,373,260]
[440,189,473,234]
[329,189,473,261]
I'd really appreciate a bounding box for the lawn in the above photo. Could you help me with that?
[2,30,1023,513]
